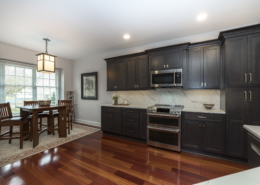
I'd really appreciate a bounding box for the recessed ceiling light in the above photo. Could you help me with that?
[123,34,130,39]
[197,13,207,21]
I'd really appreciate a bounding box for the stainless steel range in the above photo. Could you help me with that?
[147,104,184,152]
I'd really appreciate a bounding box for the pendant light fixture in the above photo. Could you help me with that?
[36,38,56,73]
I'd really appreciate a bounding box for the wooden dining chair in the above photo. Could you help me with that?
[0,102,32,149]
[24,101,49,130]
[54,100,73,134]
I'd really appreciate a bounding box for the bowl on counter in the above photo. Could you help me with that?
[38,100,51,106]
[203,104,215,109]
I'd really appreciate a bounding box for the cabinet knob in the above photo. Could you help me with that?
[244,91,247,101]
[164,65,165,68]
[167,64,168,68]
[249,73,252,83]
[201,82,203,87]
[249,91,252,101]
[204,82,206,87]
[244,73,247,83]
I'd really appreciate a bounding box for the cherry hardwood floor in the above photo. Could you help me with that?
[0,130,248,185]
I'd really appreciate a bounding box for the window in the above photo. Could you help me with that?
[0,61,60,115]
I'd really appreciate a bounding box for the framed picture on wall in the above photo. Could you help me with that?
[81,72,98,100]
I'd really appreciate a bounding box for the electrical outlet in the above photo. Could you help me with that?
[199,96,202,101]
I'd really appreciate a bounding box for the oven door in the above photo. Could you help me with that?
[150,69,175,87]
[148,114,181,129]
[147,126,181,152]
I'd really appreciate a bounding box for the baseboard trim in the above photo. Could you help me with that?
[75,119,101,128]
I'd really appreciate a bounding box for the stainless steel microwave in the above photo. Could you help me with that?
[150,69,182,88]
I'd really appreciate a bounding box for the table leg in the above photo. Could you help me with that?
[48,110,54,135]
[58,107,67,138]
[20,109,30,140]
[32,111,39,148]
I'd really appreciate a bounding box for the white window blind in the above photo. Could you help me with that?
[0,60,61,115]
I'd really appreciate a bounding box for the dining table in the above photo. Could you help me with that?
[16,104,67,148]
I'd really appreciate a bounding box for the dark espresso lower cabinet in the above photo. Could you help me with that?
[101,106,147,140]
[182,112,225,155]
[101,107,121,134]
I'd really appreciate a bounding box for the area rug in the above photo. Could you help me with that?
[0,124,100,167]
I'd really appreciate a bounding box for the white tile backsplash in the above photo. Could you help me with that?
[113,88,220,109]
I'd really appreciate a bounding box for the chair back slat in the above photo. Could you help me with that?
[58,100,72,113]
[0,102,13,121]
[24,101,39,106]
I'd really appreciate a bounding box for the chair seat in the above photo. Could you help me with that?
[1,116,31,123]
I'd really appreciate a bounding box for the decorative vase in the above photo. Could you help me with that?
[114,100,118,105]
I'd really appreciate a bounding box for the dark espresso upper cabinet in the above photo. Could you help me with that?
[224,33,260,88]
[248,33,260,87]
[187,43,220,89]
[147,43,189,71]
[187,47,203,89]
[204,46,220,89]
[106,59,126,91]
[126,55,148,90]
[136,56,149,90]
[225,36,248,88]
[149,52,166,71]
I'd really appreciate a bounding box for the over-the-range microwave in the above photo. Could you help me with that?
[150,69,182,88]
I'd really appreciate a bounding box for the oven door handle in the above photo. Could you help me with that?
[147,126,180,133]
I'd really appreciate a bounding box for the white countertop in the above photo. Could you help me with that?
[102,104,226,113]
[243,125,260,140]
[194,167,260,185]
[102,104,148,109]
[182,107,225,114]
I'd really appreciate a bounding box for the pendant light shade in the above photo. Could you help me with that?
[36,38,56,73]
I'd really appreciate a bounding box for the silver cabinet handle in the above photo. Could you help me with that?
[249,91,252,101]
[164,65,165,68]
[249,73,252,83]
[251,143,260,156]
[201,82,203,87]
[244,91,247,101]
[198,116,207,119]
[167,64,168,68]
[204,82,206,87]
[245,73,247,83]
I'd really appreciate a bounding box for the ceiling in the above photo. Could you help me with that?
[0,0,260,60]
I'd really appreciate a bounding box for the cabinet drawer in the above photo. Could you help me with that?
[122,122,140,138]
[123,114,139,124]
[248,133,260,168]
[182,112,224,123]
[102,106,121,113]
[122,108,140,115]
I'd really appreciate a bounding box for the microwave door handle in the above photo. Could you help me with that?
[173,71,176,86]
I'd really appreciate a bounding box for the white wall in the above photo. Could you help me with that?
[0,42,73,98]
[73,29,223,127]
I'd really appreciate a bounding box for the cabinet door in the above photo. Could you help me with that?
[126,57,136,90]
[116,60,127,90]
[182,120,201,150]
[187,47,203,89]
[225,36,248,87]
[201,122,225,154]
[204,45,220,89]
[226,88,248,158]
[248,33,260,86]
[107,62,117,91]
[101,112,113,132]
[226,123,247,159]
[112,113,122,134]
[139,109,147,140]
[136,56,148,90]
[150,52,166,71]
[166,49,183,69]
[248,87,260,126]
